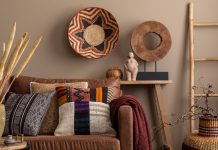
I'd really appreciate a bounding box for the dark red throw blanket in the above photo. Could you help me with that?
[110,95,151,150]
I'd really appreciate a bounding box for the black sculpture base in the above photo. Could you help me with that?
[136,72,168,80]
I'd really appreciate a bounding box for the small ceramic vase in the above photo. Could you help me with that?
[106,67,123,79]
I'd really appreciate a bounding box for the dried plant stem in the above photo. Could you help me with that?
[4,35,24,77]
[0,22,43,104]
[0,23,16,81]
[3,43,5,55]
[0,43,5,80]
[11,33,29,75]
[3,34,30,98]
[0,36,42,104]
[0,78,16,103]
[14,36,42,79]
[0,37,24,101]
[5,22,16,54]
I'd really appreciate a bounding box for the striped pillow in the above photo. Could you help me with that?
[30,82,88,135]
[4,92,55,136]
[54,87,119,136]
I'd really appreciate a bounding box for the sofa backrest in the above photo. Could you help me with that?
[10,76,120,94]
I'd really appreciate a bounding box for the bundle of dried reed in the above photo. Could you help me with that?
[0,22,42,104]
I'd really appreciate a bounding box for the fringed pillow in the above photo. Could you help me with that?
[54,86,120,136]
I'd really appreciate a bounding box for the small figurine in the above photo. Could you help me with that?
[124,52,138,81]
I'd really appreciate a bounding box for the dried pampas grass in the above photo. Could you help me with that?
[0,22,42,104]
[3,43,5,55]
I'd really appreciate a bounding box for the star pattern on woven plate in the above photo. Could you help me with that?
[68,7,119,59]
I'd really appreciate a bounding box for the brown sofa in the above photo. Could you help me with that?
[8,76,133,150]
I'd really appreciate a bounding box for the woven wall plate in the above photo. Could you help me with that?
[68,7,119,59]
[131,21,172,61]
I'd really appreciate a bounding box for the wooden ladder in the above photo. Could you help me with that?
[189,2,218,132]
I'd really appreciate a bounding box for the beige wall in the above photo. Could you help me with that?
[1,0,218,149]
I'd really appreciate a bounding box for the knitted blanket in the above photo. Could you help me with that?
[110,95,151,150]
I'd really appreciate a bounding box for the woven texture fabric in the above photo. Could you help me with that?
[30,82,88,93]
[56,87,120,105]
[68,7,119,59]
[183,133,218,150]
[30,82,88,135]
[54,86,117,136]
[4,92,54,136]
[199,116,218,137]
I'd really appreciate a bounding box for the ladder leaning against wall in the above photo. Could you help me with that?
[189,2,218,133]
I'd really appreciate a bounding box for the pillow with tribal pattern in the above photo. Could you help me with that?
[54,86,120,136]
[4,92,55,136]
[30,81,88,135]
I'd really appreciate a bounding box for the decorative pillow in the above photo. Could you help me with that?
[10,75,120,93]
[4,92,55,136]
[30,82,88,135]
[54,86,119,136]
[30,82,88,93]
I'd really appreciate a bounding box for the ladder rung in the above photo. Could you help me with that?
[194,58,218,62]
[194,93,218,97]
[194,22,218,27]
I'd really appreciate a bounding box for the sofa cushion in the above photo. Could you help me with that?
[24,135,120,150]
[54,86,117,136]
[10,76,120,135]
[4,92,54,136]
[30,82,88,93]
[10,76,120,94]
[30,82,88,135]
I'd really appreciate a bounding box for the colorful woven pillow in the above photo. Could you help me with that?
[4,92,55,136]
[54,86,119,136]
[30,82,88,135]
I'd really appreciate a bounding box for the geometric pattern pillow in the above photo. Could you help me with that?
[30,82,88,135]
[3,92,55,136]
[56,86,120,105]
[54,86,118,136]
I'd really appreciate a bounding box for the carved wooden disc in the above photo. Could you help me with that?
[131,21,172,61]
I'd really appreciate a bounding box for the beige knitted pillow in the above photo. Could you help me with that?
[30,82,88,93]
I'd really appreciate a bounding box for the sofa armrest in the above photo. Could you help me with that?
[118,105,133,150]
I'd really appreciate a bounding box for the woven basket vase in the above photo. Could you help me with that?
[0,104,5,138]
[199,116,218,137]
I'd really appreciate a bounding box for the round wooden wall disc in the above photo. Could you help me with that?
[131,21,172,61]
